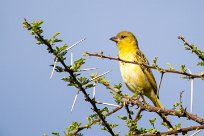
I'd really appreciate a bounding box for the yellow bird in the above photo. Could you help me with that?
[110,31,172,128]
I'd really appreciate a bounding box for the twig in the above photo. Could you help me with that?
[134,107,143,121]
[102,81,203,123]
[103,83,204,135]
[129,98,204,125]
[101,80,204,132]
[101,82,204,135]
[143,124,204,136]
[101,82,120,94]
[72,105,123,135]
[179,91,184,110]
[84,52,202,79]
[157,72,164,97]
[124,104,133,120]
[178,36,204,61]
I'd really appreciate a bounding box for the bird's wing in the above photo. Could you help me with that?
[135,50,158,98]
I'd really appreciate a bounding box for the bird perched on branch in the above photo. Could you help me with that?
[110,31,173,128]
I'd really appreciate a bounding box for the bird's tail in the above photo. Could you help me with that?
[152,96,174,129]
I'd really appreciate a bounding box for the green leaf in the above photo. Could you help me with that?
[101,123,118,131]
[50,32,63,44]
[85,83,95,89]
[61,74,80,87]
[114,83,122,90]
[161,122,169,128]
[113,92,123,104]
[70,58,85,71]
[197,61,204,66]
[180,65,187,73]
[55,44,68,53]
[51,132,60,136]
[147,128,159,134]
[78,77,89,85]
[175,122,181,130]
[118,116,127,120]
[60,44,68,51]
[52,32,60,39]
[50,65,64,72]
[125,119,138,135]
[66,122,82,133]
[31,20,44,35]
[152,56,158,65]
[32,20,44,27]
[86,113,99,124]
[173,102,180,109]
[167,63,174,70]
[149,118,156,128]
[200,72,204,80]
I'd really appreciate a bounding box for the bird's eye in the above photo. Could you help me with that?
[121,35,127,39]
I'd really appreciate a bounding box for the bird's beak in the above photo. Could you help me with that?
[110,36,120,43]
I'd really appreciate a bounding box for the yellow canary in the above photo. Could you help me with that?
[110,31,172,128]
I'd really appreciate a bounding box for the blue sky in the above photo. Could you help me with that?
[1,0,204,136]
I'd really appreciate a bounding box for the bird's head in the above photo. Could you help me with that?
[110,31,139,49]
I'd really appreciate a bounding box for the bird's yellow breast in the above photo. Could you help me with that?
[119,49,152,94]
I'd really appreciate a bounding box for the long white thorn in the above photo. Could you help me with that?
[50,58,58,79]
[89,70,111,82]
[188,69,194,113]
[93,82,96,98]
[96,101,121,107]
[67,37,86,51]
[78,68,97,72]
[190,130,201,136]
[51,37,85,79]
[188,69,201,135]
[71,90,80,112]
[71,52,73,65]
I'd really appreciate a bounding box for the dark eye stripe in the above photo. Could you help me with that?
[121,36,127,39]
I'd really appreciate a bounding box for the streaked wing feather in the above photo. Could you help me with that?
[135,50,158,97]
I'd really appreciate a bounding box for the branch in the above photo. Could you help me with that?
[84,52,203,79]
[143,124,204,136]
[72,105,123,135]
[23,19,116,136]
[101,82,204,135]
[124,104,133,120]
[178,36,204,61]
[129,98,204,125]
[104,83,204,135]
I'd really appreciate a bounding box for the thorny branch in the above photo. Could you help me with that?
[102,82,204,135]
[143,124,204,136]
[84,52,203,79]
[72,105,123,135]
[129,99,204,125]
[124,104,133,120]
[23,19,116,136]
[105,82,204,124]
[178,36,204,61]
